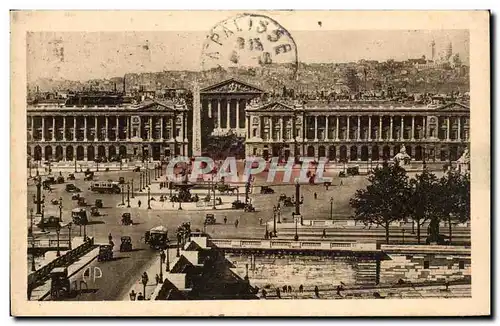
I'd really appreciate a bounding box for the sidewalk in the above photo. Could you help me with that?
[120,247,178,301]
[30,247,99,301]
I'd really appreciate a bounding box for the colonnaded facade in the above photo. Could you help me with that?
[244,100,470,162]
[27,99,189,162]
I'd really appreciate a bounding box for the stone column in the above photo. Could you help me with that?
[336,116,339,140]
[84,116,88,141]
[52,116,56,141]
[73,117,77,141]
[94,116,98,141]
[379,116,382,140]
[258,116,262,138]
[105,116,109,141]
[411,116,415,140]
[126,116,130,140]
[149,116,153,140]
[325,116,329,140]
[368,116,372,140]
[422,117,426,139]
[116,116,119,141]
[346,116,350,140]
[314,116,318,141]
[217,100,221,130]
[226,99,231,130]
[236,99,240,130]
[160,117,164,140]
[400,116,404,140]
[390,116,393,140]
[30,116,34,141]
[446,117,450,141]
[41,116,45,141]
[269,116,274,141]
[357,115,361,140]
[280,117,284,141]
[246,116,250,138]
[208,100,212,119]
[458,117,461,141]
[63,116,67,141]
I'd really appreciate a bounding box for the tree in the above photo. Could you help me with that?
[407,170,440,244]
[436,171,471,243]
[344,67,360,93]
[350,164,411,244]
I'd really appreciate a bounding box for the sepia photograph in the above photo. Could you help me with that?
[10,10,490,316]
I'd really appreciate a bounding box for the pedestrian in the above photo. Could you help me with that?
[340,179,343,186]
[322,229,326,238]
[314,192,317,200]
[325,184,329,191]
[137,292,144,300]
[129,290,136,301]
[138,200,142,208]
[276,287,281,299]
[155,274,160,285]
[299,284,304,293]
[234,219,239,228]
[261,288,267,299]
[142,272,149,284]
[48,187,53,193]
[314,286,320,298]
[108,233,113,242]
[445,280,450,291]
[259,217,263,225]
[288,285,292,293]
[282,285,287,293]
[224,216,228,224]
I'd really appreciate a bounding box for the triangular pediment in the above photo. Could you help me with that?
[200,78,265,94]
[134,101,176,112]
[436,102,470,111]
[247,101,295,112]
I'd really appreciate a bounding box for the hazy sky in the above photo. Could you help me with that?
[27,29,469,82]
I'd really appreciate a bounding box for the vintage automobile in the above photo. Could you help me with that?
[217,183,238,195]
[244,203,256,212]
[67,173,76,180]
[50,198,60,205]
[95,199,103,208]
[71,193,81,200]
[283,197,294,207]
[121,213,133,226]
[347,167,360,176]
[338,171,346,178]
[324,181,332,187]
[44,176,56,185]
[278,193,287,201]
[120,236,133,252]
[71,208,88,225]
[90,181,121,194]
[97,244,113,262]
[42,181,52,190]
[50,267,71,299]
[204,214,216,225]
[37,216,61,229]
[260,186,275,194]
[77,197,87,206]
[145,226,168,250]
[231,200,246,209]
[65,184,81,193]
[56,175,65,184]
[84,171,94,181]
[118,177,125,184]
[133,166,141,172]
[90,206,100,217]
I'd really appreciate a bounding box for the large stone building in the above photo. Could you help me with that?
[244,99,470,162]
[27,93,189,162]
[26,79,470,164]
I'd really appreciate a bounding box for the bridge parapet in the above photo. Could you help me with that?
[210,239,377,252]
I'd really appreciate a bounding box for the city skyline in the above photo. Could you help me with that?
[27,29,469,83]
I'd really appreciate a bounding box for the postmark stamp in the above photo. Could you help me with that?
[201,13,298,78]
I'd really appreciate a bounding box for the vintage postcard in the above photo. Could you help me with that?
[10,10,490,316]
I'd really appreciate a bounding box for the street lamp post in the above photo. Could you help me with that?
[59,197,63,222]
[277,207,281,223]
[176,234,180,257]
[147,186,151,210]
[40,203,45,233]
[294,216,299,241]
[131,179,135,198]
[34,177,43,214]
[74,157,77,173]
[159,250,165,284]
[330,197,334,220]
[68,222,72,250]
[127,183,131,208]
[121,184,125,206]
[165,244,170,272]
[83,223,87,240]
[29,208,36,272]
[273,206,277,236]
[56,223,61,257]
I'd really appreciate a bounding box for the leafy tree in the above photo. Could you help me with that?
[350,164,411,243]
[407,170,440,244]
[436,171,471,243]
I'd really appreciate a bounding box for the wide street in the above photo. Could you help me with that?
[27,163,461,300]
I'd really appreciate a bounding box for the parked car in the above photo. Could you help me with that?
[204,214,216,225]
[120,236,133,252]
[260,186,275,194]
[65,184,81,193]
[97,245,113,262]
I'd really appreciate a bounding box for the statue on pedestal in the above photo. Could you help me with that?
[392,144,411,165]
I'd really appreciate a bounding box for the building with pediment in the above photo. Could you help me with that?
[27,95,189,162]
[244,100,470,163]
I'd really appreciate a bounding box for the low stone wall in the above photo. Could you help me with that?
[379,245,471,284]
